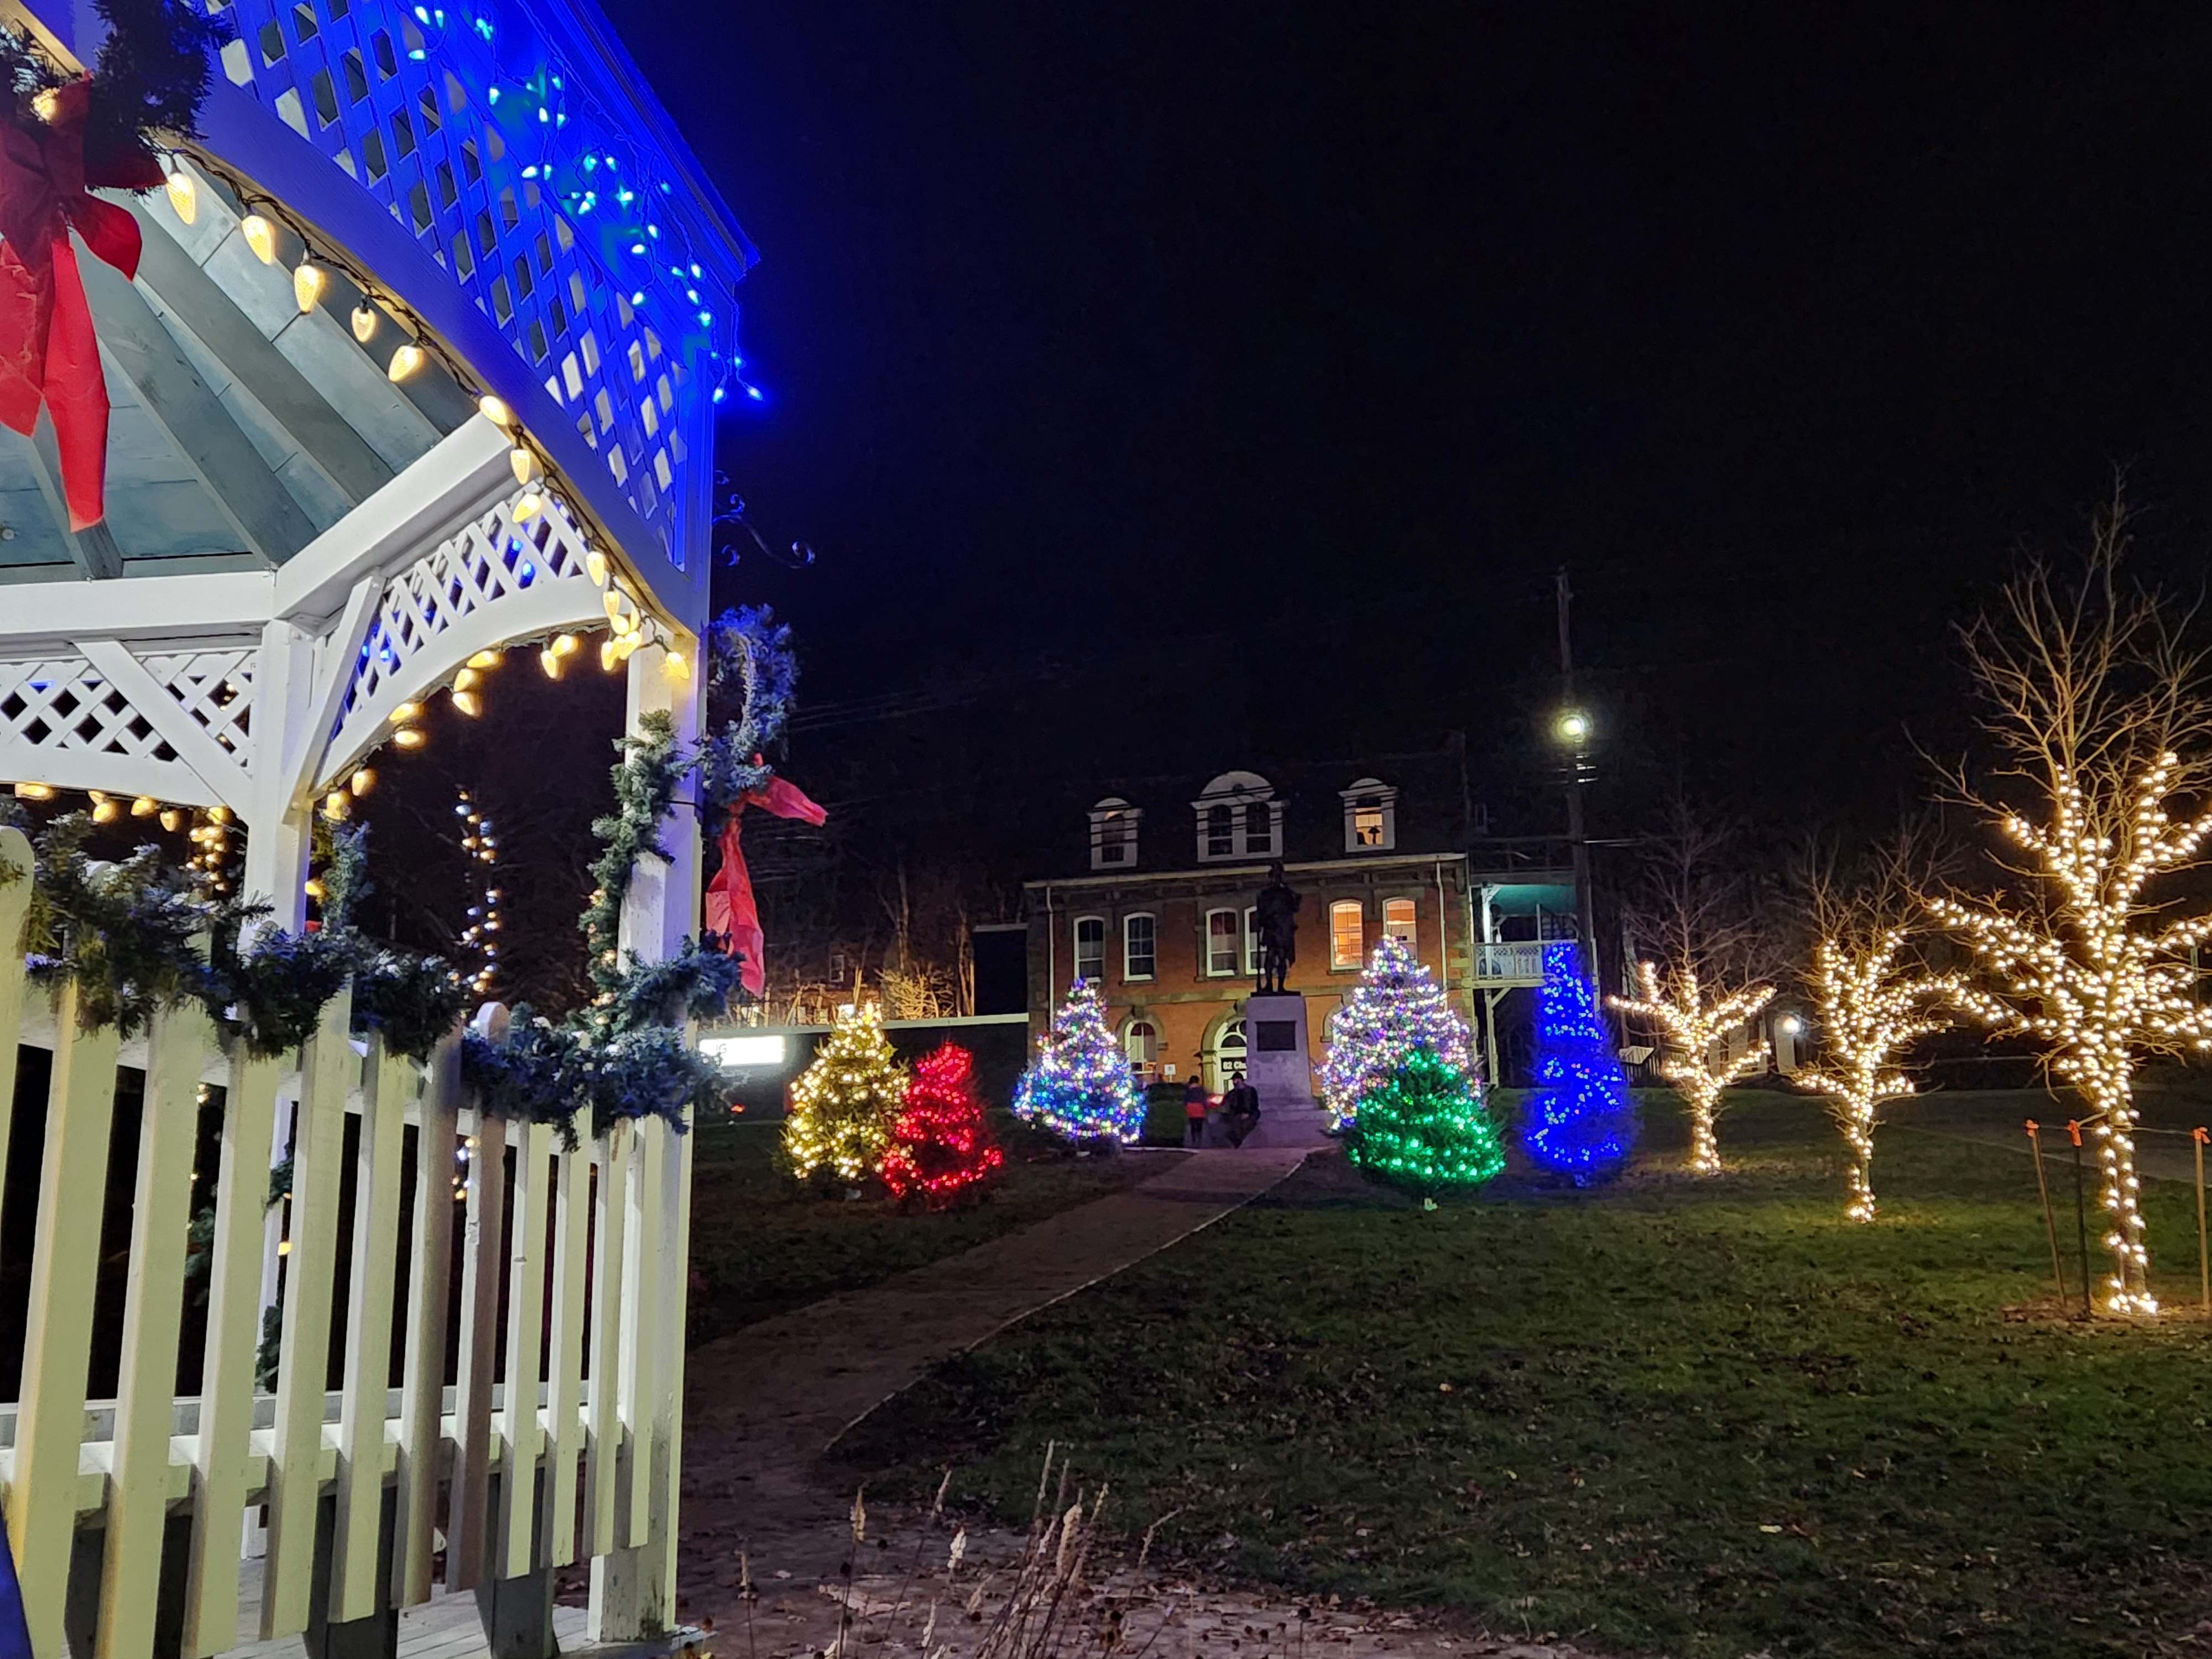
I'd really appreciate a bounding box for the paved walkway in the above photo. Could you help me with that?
[672,1147,1310,1610]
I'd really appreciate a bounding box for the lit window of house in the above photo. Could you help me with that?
[1088,797,1141,870]
[1125,1019,1158,1070]
[1330,899,1365,969]
[1339,777,1398,852]
[1205,907,1241,975]
[1124,912,1156,980]
[1383,897,1417,944]
[1074,915,1105,985]
[1193,771,1282,862]
[1243,906,1260,976]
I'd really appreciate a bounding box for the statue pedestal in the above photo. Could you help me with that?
[1239,993,1333,1148]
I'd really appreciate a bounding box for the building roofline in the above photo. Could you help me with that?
[1024,851,1469,890]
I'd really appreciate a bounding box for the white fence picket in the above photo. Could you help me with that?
[96,1000,214,1659]
[181,1046,283,1657]
[260,988,356,1639]
[620,1115,665,1552]
[7,985,121,1659]
[448,1106,508,1593]
[394,1025,461,1610]
[649,1114,697,1608]
[331,1034,410,1622]
[582,1119,630,1559]
[0,826,32,1256]
[498,1120,553,1578]
[543,1110,591,1566]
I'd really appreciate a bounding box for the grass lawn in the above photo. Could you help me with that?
[837,1088,2212,1658]
[686,1112,1169,1348]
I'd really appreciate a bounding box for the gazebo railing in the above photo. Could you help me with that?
[0,854,690,1659]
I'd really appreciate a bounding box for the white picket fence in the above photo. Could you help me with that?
[0,828,693,1659]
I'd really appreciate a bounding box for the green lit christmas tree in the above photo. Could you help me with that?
[1343,1046,1504,1198]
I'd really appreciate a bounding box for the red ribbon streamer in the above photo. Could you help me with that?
[705,773,826,998]
[0,81,159,531]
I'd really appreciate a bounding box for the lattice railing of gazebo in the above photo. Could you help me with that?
[320,486,602,790]
[0,649,258,810]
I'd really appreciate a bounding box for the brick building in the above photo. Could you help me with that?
[1022,760,1499,1091]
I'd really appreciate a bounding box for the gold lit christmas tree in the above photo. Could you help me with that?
[783,1002,906,1186]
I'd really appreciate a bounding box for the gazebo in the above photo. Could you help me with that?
[0,2,752,1656]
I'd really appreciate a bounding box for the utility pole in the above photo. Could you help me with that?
[1556,567,1599,988]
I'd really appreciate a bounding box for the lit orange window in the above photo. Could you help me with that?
[1330,900,1365,969]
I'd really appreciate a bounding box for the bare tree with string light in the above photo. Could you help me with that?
[1928,492,2212,1316]
[1796,830,1975,1222]
[1611,797,1776,1174]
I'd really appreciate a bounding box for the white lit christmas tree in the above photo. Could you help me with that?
[783,1002,906,1186]
[1013,979,1146,1144]
[1318,935,1477,1129]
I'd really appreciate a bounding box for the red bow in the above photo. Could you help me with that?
[705,774,827,998]
[0,80,159,531]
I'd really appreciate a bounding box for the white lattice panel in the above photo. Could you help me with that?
[0,653,253,766]
[344,492,591,715]
[320,488,601,789]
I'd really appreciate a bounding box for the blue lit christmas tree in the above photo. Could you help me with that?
[1520,942,1636,1183]
[1013,979,1146,1145]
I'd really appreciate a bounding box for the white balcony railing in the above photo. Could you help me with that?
[1474,941,1550,983]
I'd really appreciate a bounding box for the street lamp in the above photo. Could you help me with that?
[1556,708,1592,747]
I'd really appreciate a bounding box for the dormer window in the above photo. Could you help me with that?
[1340,777,1399,852]
[1193,771,1282,862]
[1088,797,1141,870]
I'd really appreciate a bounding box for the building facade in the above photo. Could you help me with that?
[1024,766,1480,1091]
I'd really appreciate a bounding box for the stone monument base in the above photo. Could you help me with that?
[1238,992,1334,1148]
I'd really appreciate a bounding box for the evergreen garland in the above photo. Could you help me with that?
[207,919,354,1057]
[580,708,683,994]
[352,946,469,1062]
[598,936,744,1033]
[24,814,212,1035]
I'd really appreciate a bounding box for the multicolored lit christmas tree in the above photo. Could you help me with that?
[883,1041,1004,1205]
[1521,942,1636,1183]
[1318,935,1477,1129]
[1343,1046,1505,1197]
[1013,979,1146,1144]
[783,1002,906,1186]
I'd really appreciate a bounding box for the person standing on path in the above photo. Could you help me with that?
[1183,1075,1211,1146]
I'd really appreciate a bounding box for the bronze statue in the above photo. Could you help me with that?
[1254,860,1301,994]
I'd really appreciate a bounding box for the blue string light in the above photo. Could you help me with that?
[1520,942,1637,1184]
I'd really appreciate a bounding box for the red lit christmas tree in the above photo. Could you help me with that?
[882,1042,1004,1206]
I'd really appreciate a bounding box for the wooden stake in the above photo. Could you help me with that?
[2194,1127,2209,1317]
[2068,1120,2093,1319]
[2026,1119,2065,1303]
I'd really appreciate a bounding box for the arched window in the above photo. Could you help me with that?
[1383,897,1418,945]
[1193,771,1281,861]
[1207,1017,1248,1092]
[1125,1019,1159,1070]
[1340,778,1399,852]
[1204,907,1241,976]
[1329,899,1365,970]
[1088,797,1141,869]
[1074,915,1105,985]
[1124,912,1157,980]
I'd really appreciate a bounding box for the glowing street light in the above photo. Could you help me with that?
[1556,708,1592,745]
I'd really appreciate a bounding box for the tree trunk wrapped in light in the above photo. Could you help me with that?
[1611,962,1772,1173]
[1932,498,2212,1316]
[1800,928,1970,1221]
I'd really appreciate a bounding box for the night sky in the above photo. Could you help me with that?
[609,3,2212,843]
